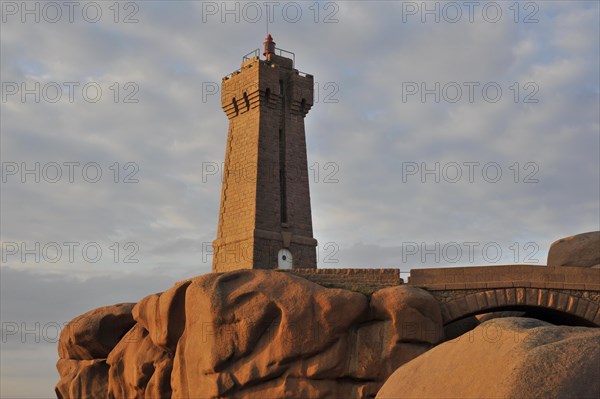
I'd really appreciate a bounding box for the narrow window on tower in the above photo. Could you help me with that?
[279,79,288,225]
[232,97,238,116]
[279,128,287,224]
[243,92,250,111]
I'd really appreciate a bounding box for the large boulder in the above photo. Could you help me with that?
[56,270,442,398]
[132,279,190,353]
[170,270,442,398]
[58,303,136,360]
[107,324,173,398]
[56,303,137,398]
[547,231,600,268]
[376,317,600,399]
[55,359,109,399]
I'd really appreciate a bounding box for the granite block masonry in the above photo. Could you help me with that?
[213,35,317,271]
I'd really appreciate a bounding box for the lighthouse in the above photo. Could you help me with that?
[212,36,317,272]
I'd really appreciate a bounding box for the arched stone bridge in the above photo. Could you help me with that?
[408,265,600,327]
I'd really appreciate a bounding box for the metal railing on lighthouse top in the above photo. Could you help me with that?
[242,47,296,67]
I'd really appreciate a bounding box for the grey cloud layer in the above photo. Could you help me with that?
[1,1,599,396]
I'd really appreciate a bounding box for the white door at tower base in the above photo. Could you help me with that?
[278,248,293,269]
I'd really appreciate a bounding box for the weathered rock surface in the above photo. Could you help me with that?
[56,270,442,398]
[376,317,600,399]
[55,303,136,398]
[58,303,136,360]
[132,279,190,353]
[107,324,173,398]
[547,231,600,268]
[55,359,109,399]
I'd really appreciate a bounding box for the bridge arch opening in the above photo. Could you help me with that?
[443,304,597,342]
[448,305,596,328]
[439,288,599,332]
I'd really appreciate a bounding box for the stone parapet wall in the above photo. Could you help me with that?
[282,268,402,294]
[409,264,600,291]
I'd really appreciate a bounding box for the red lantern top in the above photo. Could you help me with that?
[263,34,276,57]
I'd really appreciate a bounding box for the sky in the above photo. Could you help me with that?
[1,0,599,397]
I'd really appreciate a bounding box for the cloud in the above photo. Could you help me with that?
[0,267,184,398]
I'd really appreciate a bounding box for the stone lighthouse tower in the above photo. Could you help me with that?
[212,35,317,272]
